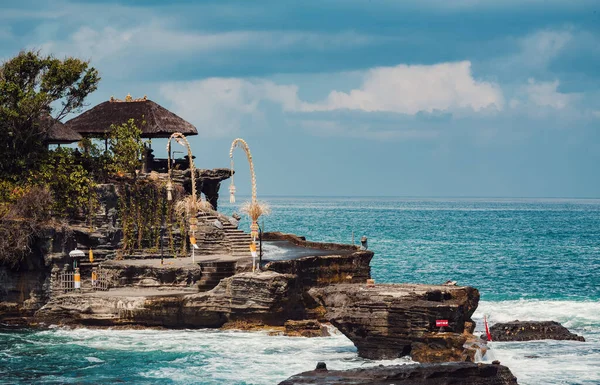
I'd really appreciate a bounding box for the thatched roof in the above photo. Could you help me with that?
[41,114,83,144]
[64,95,198,138]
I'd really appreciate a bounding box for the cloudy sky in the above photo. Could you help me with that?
[2,0,599,197]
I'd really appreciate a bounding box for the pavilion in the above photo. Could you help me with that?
[64,94,198,172]
[41,114,83,146]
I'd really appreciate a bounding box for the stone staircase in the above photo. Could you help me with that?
[197,213,253,257]
[197,260,237,292]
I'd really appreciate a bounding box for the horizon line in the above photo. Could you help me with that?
[221,195,600,200]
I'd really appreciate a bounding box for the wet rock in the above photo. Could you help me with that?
[278,362,519,385]
[486,321,585,342]
[263,234,372,287]
[309,283,481,362]
[34,271,304,328]
[284,319,330,337]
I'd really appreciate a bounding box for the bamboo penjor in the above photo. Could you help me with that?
[229,138,269,240]
[166,133,212,215]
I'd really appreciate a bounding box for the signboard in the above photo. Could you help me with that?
[436,320,449,327]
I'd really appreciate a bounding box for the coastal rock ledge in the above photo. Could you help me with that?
[278,362,519,385]
[487,321,585,342]
[309,283,481,362]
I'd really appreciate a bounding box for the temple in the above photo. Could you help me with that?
[0,95,486,365]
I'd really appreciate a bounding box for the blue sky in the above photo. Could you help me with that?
[1,0,599,197]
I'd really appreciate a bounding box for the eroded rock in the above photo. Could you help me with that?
[486,321,585,342]
[278,362,519,385]
[309,283,481,362]
[284,319,330,337]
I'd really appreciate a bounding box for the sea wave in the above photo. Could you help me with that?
[475,299,600,329]
[474,299,600,385]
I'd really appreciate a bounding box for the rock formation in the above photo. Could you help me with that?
[34,271,303,328]
[191,168,232,211]
[309,283,482,362]
[278,362,519,385]
[284,320,330,337]
[486,321,585,342]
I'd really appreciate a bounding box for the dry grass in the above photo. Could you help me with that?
[0,186,54,268]
[174,195,215,218]
[240,201,271,221]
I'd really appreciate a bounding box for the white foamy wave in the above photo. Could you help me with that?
[473,300,600,385]
[85,356,104,363]
[475,300,600,329]
[30,327,411,384]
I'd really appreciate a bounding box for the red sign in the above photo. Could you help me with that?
[436,320,449,327]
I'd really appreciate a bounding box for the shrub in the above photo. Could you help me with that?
[31,148,97,218]
[0,186,54,268]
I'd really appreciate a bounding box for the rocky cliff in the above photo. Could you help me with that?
[278,362,519,385]
[487,320,586,342]
[309,283,482,362]
[34,271,303,328]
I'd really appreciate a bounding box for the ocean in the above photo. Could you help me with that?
[1,197,599,384]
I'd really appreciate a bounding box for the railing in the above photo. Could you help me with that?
[92,267,110,291]
[54,266,111,293]
[58,270,76,292]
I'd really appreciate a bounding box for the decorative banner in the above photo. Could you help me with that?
[250,221,259,240]
[436,320,449,327]
[189,236,197,245]
[250,242,257,258]
[189,217,198,225]
[189,224,198,231]
[74,271,81,289]
[89,249,94,263]
[484,315,492,341]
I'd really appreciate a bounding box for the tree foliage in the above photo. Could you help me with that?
[0,50,100,180]
[30,148,97,218]
[108,118,144,178]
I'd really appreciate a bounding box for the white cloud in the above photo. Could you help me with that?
[160,78,301,137]
[37,22,379,66]
[303,61,503,114]
[522,78,577,109]
[160,61,504,138]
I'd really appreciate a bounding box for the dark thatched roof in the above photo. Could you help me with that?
[64,96,198,138]
[41,114,83,144]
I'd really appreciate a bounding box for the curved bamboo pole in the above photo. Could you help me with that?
[229,138,266,243]
[167,132,196,203]
[229,138,257,204]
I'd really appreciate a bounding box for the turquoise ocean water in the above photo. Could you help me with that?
[1,197,599,384]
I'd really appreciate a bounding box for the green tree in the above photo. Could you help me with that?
[0,50,100,181]
[108,118,145,178]
[31,148,97,218]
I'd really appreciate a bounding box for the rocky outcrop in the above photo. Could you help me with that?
[279,362,519,385]
[263,233,372,287]
[190,168,232,211]
[263,232,361,252]
[101,261,203,287]
[266,252,372,287]
[487,321,585,342]
[34,271,305,328]
[284,320,330,337]
[309,283,481,362]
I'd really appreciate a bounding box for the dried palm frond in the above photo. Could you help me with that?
[240,201,271,222]
[175,195,215,218]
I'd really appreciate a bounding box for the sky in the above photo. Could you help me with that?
[1,0,599,198]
